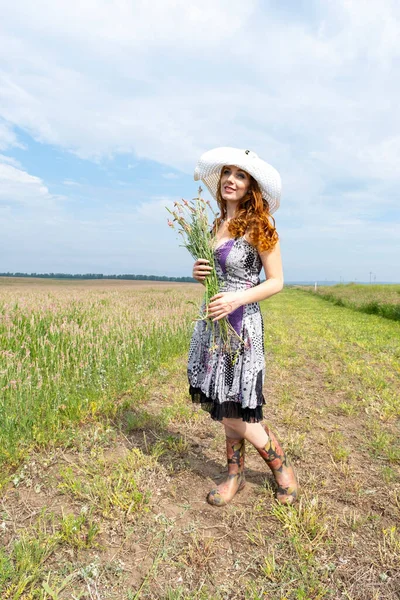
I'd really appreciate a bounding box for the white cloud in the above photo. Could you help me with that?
[0,121,23,151]
[1,0,396,219]
[1,0,256,47]
[0,158,61,207]
[0,0,399,183]
[0,153,21,167]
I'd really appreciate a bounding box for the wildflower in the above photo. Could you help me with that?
[166,187,242,353]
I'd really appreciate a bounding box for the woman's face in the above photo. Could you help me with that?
[220,165,251,203]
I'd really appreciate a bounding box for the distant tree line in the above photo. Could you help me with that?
[0,272,196,283]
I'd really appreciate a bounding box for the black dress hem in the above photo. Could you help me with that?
[189,385,264,423]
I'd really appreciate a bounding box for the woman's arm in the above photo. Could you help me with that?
[238,239,284,304]
[207,240,284,321]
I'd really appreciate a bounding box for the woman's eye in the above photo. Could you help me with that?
[238,173,245,179]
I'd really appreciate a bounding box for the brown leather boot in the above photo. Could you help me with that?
[207,437,246,506]
[256,424,298,505]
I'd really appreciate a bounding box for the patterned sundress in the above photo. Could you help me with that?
[188,236,265,422]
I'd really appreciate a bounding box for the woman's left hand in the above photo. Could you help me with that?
[207,291,244,321]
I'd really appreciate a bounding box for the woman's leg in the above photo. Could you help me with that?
[222,418,269,448]
[222,418,298,505]
[207,419,267,507]
[206,423,246,506]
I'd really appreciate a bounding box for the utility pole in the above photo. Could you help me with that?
[369,271,373,284]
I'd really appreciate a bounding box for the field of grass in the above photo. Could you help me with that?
[300,283,400,322]
[0,278,202,476]
[0,278,399,599]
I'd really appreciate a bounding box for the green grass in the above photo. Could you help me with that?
[299,283,400,322]
[270,288,400,423]
[58,447,154,518]
[0,282,202,476]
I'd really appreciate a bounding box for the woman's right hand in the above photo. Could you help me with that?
[193,259,213,283]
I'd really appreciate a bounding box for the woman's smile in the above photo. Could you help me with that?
[220,165,250,202]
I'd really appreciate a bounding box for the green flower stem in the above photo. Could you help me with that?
[166,188,243,356]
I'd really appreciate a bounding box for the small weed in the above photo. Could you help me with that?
[41,571,79,599]
[286,431,306,460]
[381,465,398,484]
[179,533,216,570]
[279,386,295,407]
[159,400,193,425]
[378,526,400,569]
[161,587,213,600]
[393,489,400,515]
[125,409,159,432]
[0,548,13,590]
[256,545,331,599]
[370,427,400,463]
[58,448,154,518]
[59,511,100,549]
[151,434,189,459]
[327,431,350,463]
[271,495,329,558]
[246,522,268,548]
[260,548,277,581]
[337,401,357,417]
[0,512,60,597]
[371,429,392,453]
[342,509,369,531]
[281,408,298,429]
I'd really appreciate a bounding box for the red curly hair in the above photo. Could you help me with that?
[212,168,279,253]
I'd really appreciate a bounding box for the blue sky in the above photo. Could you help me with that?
[0,0,399,282]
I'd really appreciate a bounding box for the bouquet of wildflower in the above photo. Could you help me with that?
[166,187,242,354]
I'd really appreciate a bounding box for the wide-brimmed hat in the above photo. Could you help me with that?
[194,147,281,214]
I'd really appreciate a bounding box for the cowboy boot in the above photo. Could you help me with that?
[207,437,246,506]
[256,424,298,505]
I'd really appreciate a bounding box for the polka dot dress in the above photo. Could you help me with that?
[188,236,265,422]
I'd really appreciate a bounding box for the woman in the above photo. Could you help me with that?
[188,147,298,507]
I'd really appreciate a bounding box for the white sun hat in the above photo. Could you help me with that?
[194,146,281,214]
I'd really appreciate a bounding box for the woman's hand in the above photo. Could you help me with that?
[193,258,213,284]
[207,291,244,321]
